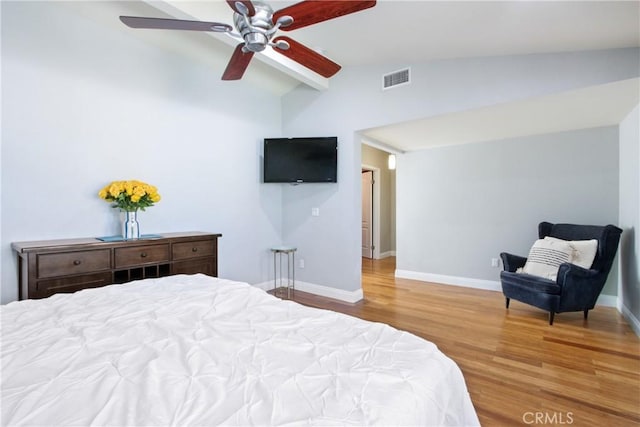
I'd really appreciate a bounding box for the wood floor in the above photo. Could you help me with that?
[283,257,640,426]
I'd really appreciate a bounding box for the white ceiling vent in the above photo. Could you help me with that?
[382,67,410,90]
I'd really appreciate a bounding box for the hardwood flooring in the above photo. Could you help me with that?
[281,257,640,426]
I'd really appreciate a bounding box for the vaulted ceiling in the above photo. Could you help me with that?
[65,1,640,151]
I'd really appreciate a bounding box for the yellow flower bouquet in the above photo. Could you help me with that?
[98,180,161,212]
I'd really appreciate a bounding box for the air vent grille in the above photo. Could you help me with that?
[382,68,410,90]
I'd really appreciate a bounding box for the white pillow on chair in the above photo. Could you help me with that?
[544,236,598,269]
[519,238,574,281]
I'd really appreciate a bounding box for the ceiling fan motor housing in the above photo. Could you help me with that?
[234,2,274,53]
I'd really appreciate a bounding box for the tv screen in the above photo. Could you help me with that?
[263,137,337,183]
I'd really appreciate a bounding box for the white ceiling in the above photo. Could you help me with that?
[363,78,640,152]
[66,0,640,151]
[283,0,640,67]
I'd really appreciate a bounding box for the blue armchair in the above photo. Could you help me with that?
[500,222,622,325]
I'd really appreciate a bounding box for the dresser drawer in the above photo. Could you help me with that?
[36,272,112,298]
[37,249,111,279]
[115,244,169,268]
[172,239,216,261]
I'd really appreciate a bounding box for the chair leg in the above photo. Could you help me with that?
[505,297,510,309]
[584,309,589,320]
[549,311,555,325]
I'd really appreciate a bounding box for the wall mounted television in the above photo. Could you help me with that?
[263,137,338,183]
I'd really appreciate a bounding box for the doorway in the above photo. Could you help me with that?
[362,170,374,258]
[361,142,397,263]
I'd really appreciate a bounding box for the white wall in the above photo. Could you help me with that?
[619,103,640,329]
[282,48,638,294]
[397,127,619,294]
[3,2,638,304]
[1,2,283,303]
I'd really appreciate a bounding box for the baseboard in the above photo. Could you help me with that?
[256,270,621,310]
[252,280,363,304]
[395,269,618,308]
[378,251,396,259]
[395,269,502,292]
[620,304,640,337]
[595,294,618,308]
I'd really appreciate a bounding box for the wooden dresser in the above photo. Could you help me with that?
[12,232,221,300]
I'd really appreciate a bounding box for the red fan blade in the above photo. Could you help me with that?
[222,44,254,80]
[119,16,232,32]
[273,36,341,78]
[273,1,376,31]
[226,0,256,16]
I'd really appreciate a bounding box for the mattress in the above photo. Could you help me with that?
[1,274,479,426]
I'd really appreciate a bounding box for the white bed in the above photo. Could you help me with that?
[1,274,479,426]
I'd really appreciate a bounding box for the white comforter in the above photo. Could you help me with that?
[1,274,479,426]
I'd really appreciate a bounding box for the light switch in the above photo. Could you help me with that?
[312,207,320,216]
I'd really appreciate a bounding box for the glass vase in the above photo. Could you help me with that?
[123,210,140,240]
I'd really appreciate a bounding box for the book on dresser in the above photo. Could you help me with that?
[11,232,221,300]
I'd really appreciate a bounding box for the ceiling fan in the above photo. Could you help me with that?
[120,0,376,81]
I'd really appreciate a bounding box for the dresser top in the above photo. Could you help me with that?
[12,232,222,253]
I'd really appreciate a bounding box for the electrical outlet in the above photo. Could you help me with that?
[299,259,305,268]
[311,207,320,216]
[491,258,500,268]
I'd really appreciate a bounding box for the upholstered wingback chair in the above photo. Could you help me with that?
[500,222,622,325]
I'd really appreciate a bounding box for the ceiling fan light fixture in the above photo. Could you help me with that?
[244,32,269,52]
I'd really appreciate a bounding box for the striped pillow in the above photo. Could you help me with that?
[520,238,574,281]
[544,236,598,269]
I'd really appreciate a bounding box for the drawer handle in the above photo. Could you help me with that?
[140,252,148,258]
[192,247,198,252]
[73,260,82,266]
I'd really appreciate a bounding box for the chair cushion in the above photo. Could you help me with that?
[544,236,597,269]
[519,238,573,281]
[501,271,562,295]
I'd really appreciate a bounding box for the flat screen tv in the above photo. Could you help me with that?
[263,137,337,183]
